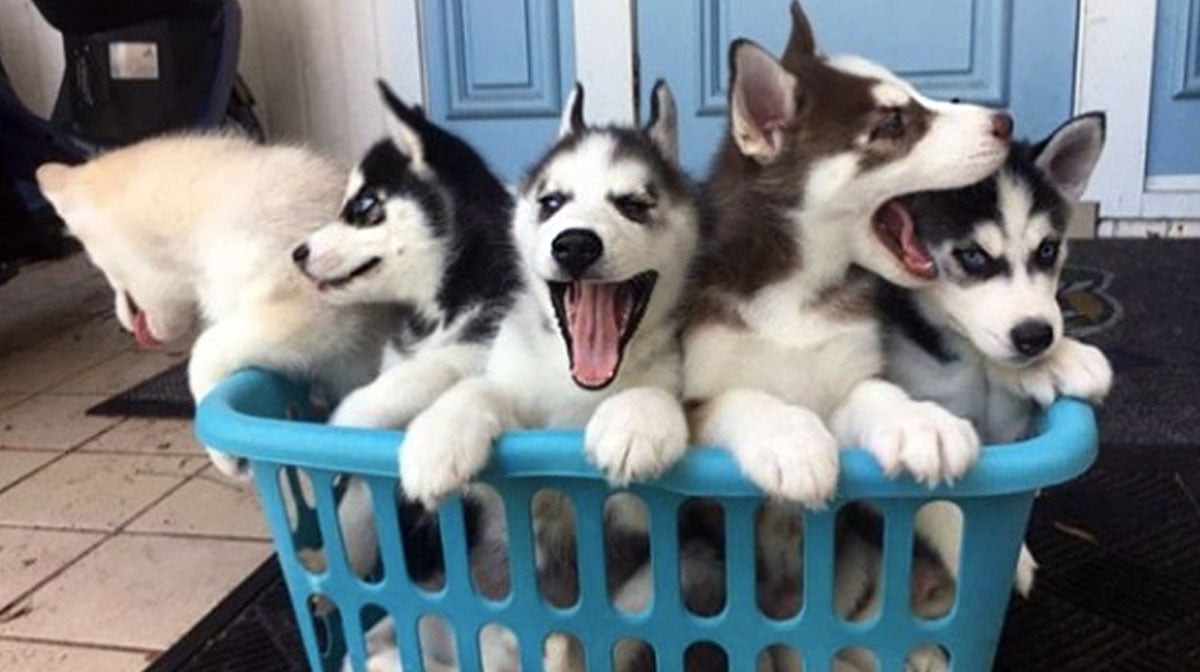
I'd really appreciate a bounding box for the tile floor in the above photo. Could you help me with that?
[0,256,271,671]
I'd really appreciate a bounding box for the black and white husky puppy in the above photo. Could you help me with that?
[355,81,701,672]
[399,81,699,507]
[882,113,1112,597]
[294,81,520,430]
[290,82,520,579]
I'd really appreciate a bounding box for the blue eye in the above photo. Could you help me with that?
[538,192,568,221]
[953,246,993,275]
[345,191,384,226]
[1035,239,1060,266]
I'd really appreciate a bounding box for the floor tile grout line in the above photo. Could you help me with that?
[0,448,211,615]
[0,348,125,397]
[0,417,135,498]
[0,633,162,656]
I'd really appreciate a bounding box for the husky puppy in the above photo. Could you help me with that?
[298,82,521,431]
[883,113,1112,598]
[35,134,384,478]
[684,1,1011,507]
[293,82,520,581]
[398,80,699,507]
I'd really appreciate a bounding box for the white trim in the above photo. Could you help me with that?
[1145,174,1200,192]
[1074,0,1158,217]
[1141,192,1200,217]
[572,0,635,124]
[375,0,426,108]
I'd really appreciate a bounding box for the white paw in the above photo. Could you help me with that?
[732,404,839,507]
[206,447,251,481]
[1014,543,1038,598]
[863,401,980,487]
[585,388,688,486]
[329,386,407,429]
[1047,339,1112,404]
[400,402,496,509]
[905,645,950,672]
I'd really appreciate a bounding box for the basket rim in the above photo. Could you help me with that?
[196,368,1098,499]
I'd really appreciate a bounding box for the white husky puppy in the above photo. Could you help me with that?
[399,81,699,507]
[36,135,384,477]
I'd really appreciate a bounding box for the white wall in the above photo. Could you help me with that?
[0,0,424,165]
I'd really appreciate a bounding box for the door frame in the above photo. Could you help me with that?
[1077,0,1200,218]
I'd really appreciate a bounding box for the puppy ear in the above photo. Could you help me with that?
[376,79,427,170]
[644,80,678,164]
[729,40,797,163]
[1032,112,1106,201]
[781,1,817,68]
[36,162,72,198]
[559,82,586,139]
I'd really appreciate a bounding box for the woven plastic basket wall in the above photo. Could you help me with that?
[196,369,1098,672]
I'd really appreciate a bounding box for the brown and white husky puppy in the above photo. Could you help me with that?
[684,1,1012,507]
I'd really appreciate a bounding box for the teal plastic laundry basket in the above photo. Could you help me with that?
[195,368,1098,672]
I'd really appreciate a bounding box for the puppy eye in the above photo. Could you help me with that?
[346,192,385,226]
[953,245,994,276]
[1034,239,1060,267]
[611,194,654,224]
[872,107,905,141]
[538,192,568,221]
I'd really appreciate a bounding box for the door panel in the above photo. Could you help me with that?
[1146,0,1200,177]
[422,0,575,182]
[637,0,1078,175]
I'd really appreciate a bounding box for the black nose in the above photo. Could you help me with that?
[1010,320,1054,357]
[991,113,1014,141]
[292,243,309,265]
[551,229,603,277]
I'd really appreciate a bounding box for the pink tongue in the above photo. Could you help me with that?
[881,202,936,280]
[133,312,163,350]
[568,283,622,387]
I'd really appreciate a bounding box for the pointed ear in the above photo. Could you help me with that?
[729,40,797,163]
[376,79,427,169]
[781,1,817,67]
[559,82,586,139]
[644,80,678,164]
[1033,112,1106,201]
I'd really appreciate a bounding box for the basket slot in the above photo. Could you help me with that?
[500,482,539,606]
[365,478,425,601]
[645,491,682,613]
[395,613,424,672]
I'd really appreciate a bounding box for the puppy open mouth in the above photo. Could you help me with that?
[125,292,163,350]
[313,257,381,291]
[872,200,936,280]
[547,271,658,390]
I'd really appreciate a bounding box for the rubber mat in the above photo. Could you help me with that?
[86,360,193,419]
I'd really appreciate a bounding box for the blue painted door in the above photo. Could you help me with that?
[1146,0,1200,178]
[637,0,1080,175]
[422,0,576,182]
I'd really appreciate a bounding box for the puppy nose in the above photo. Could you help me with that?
[1010,319,1054,357]
[551,229,603,277]
[991,113,1014,141]
[292,243,310,265]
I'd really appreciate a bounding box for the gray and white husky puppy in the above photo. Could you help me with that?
[882,112,1112,597]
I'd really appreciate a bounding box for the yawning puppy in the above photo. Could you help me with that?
[400,80,699,508]
[684,1,1012,507]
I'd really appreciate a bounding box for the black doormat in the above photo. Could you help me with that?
[86,360,193,419]
[142,240,1200,671]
